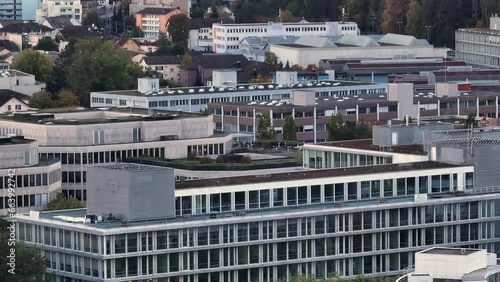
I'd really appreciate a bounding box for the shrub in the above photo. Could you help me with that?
[240,156,252,164]
[188,151,197,160]
[215,155,225,163]
[200,156,213,164]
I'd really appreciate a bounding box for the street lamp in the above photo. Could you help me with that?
[425,25,432,43]
[371,17,376,34]
[396,21,403,34]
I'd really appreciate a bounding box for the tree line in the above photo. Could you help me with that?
[233,0,500,48]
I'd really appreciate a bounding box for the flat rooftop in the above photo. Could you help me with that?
[176,161,461,189]
[420,247,481,256]
[437,138,500,146]
[0,136,35,145]
[0,107,205,125]
[92,80,380,97]
[313,139,427,156]
[93,163,172,173]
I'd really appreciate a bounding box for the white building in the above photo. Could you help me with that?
[0,135,61,215]
[397,247,500,282]
[270,34,447,68]
[0,69,45,96]
[35,0,82,23]
[0,89,30,112]
[213,20,360,54]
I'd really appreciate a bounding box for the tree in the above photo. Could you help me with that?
[465,114,478,129]
[156,33,171,56]
[129,27,142,38]
[265,52,278,68]
[257,112,277,140]
[276,10,295,22]
[82,11,101,28]
[191,5,205,18]
[405,0,423,38]
[285,60,290,69]
[283,115,297,141]
[35,37,59,51]
[342,0,368,32]
[45,193,85,211]
[168,14,189,46]
[29,91,55,109]
[65,38,131,106]
[328,113,344,141]
[181,52,192,66]
[381,0,410,34]
[437,0,465,48]
[249,74,272,83]
[0,217,49,282]
[209,7,219,18]
[12,49,54,84]
[55,89,79,108]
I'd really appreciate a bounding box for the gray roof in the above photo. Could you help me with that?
[462,266,500,281]
[420,247,481,256]
[142,56,182,65]
[378,33,424,46]
[91,163,171,173]
[335,35,380,47]
[295,36,336,48]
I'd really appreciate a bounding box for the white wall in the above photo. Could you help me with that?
[0,98,30,113]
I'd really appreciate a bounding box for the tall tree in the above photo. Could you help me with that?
[55,89,79,108]
[35,37,59,51]
[257,112,277,140]
[437,0,465,48]
[342,0,368,32]
[282,115,297,141]
[82,11,101,28]
[381,0,410,34]
[181,52,192,66]
[156,33,171,55]
[405,0,424,38]
[167,14,189,46]
[12,49,54,84]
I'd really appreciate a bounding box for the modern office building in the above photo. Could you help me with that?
[0,135,61,215]
[0,106,232,201]
[456,15,500,68]
[213,20,360,54]
[90,76,387,114]
[15,143,500,281]
[397,247,500,282]
[208,82,500,142]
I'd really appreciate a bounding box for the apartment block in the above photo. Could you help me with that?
[0,135,61,214]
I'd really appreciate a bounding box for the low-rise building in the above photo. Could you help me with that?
[0,89,30,112]
[0,135,61,215]
[140,55,182,80]
[188,18,220,51]
[213,20,360,54]
[456,15,500,68]
[0,69,46,95]
[135,7,187,38]
[111,36,142,53]
[0,105,233,200]
[0,21,54,50]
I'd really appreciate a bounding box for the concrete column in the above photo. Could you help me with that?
[335,105,338,115]
[269,109,273,126]
[496,96,499,118]
[355,104,359,122]
[376,103,380,121]
[292,108,295,120]
[457,98,460,116]
[313,106,317,143]
[237,107,240,134]
[397,101,401,119]
[221,106,224,131]
[477,97,480,117]
[253,108,256,142]
[189,99,192,112]
[437,100,440,117]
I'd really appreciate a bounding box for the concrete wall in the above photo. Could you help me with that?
[87,164,175,221]
[415,249,489,280]
[423,129,500,152]
[0,140,38,169]
[373,124,454,147]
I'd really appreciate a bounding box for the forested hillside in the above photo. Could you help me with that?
[230,0,500,48]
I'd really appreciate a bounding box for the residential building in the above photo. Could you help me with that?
[188,18,220,51]
[456,15,500,68]
[135,7,187,38]
[16,149,500,281]
[129,0,191,16]
[0,102,233,200]
[0,135,61,215]
[397,247,500,282]
[0,0,21,20]
[206,6,235,21]
[90,74,387,113]
[41,16,80,32]
[207,81,500,142]
[57,25,111,51]
[0,69,46,95]
[213,20,360,54]
[270,33,447,68]
[111,36,143,53]
[0,89,30,112]
[139,55,182,80]
[36,0,83,23]
[0,21,54,50]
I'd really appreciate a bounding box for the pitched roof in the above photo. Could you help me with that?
[189,18,221,30]
[111,36,134,47]
[59,25,105,40]
[44,16,75,29]
[0,40,18,52]
[136,8,182,15]
[0,89,30,107]
[190,53,248,69]
[0,22,53,34]
[142,55,182,65]
[0,20,23,28]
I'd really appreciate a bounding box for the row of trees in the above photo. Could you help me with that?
[233,0,500,48]
[257,113,372,141]
[12,38,145,107]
